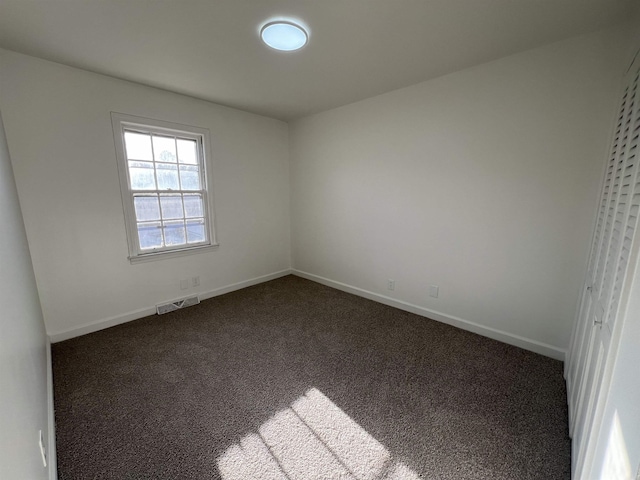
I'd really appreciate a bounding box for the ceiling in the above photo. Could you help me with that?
[0,0,635,121]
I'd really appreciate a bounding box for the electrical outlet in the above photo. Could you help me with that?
[192,276,200,287]
[180,279,189,290]
[388,279,395,291]
[38,430,47,468]
[429,285,439,298]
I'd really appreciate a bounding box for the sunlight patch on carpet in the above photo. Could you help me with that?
[217,388,420,480]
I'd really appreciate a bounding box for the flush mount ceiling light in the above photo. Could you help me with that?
[260,21,308,51]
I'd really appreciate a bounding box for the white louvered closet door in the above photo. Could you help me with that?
[566,60,640,479]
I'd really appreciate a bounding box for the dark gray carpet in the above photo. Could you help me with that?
[52,275,571,479]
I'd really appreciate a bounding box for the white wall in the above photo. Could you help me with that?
[0,110,50,478]
[0,49,291,339]
[289,29,626,356]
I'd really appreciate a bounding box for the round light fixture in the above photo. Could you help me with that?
[260,21,308,51]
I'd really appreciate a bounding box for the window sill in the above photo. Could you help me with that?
[129,243,219,264]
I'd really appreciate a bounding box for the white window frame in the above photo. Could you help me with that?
[111,112,218,264]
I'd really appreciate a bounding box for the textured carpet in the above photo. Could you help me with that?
[52,275,571,479]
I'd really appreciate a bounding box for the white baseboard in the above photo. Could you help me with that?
[292,269,566,361]
[46,338,58,480]
[47,267,566,361]
[48,269,292,343]
[197,269,291,301]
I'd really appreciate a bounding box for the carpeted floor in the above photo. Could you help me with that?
[52,275,571,479]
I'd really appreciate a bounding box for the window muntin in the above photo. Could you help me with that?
[112,113,216,262]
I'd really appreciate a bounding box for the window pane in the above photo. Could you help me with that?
[124,132,152,161]
[134,195,160,221]
[186,219,206,244]
[128,161,156,190]
[179,165,200,190]
[156,163,179,190]
[177,139,198,165]
[153,135,177,163]
[115,115,215,259]
[164,221,186,246]
[159,194,183,220]
[138,222,162,249]
[183,194,204,218]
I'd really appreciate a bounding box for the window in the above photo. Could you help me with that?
[111,113,217,263]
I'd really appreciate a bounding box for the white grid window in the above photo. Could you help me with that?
[112,113,217,262]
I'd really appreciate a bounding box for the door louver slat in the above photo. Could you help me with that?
[566,60,640,479]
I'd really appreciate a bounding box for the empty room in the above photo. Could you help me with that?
[2,1,640,479]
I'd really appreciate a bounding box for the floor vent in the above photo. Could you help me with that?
[157,295,200,315]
